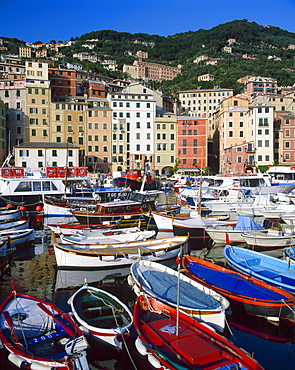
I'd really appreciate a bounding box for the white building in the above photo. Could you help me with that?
[14,142,80,170]
[108,90,156,172]
[246,105,275,166]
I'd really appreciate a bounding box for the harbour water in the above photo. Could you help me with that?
[1,223,295,369]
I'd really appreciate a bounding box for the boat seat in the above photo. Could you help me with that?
[259,269,281,279]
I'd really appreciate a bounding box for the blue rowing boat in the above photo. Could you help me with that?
[181,255,295,321]
[224,245,295,294]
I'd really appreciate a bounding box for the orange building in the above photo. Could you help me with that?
[177,116,207,171]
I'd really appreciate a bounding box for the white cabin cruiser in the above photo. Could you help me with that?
[0,166,90,211]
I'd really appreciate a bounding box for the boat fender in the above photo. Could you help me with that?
[127,275,135,286]
[100,255,116,262]
[79,325,90,335]
[152,250,166,257]
[148,353,162,369]
[133,285,141,296]
[30,362,55,370]
[135,336,148,356]
[8,353,27,368]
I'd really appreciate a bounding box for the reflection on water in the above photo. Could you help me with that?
[1,226,295,370]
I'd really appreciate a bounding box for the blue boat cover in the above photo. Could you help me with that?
[234,216,263,231]
[187,262,288,301]
[132,265,220,310]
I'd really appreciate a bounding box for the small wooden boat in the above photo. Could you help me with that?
[181,255,295,321]
[0,219,29,232]
[0,282,90,369]
[133,294,265,370]
[0,228,35,249]
[59,226,156,245]
[224,245,295,294]
[70,199,145,227]
[241,225,295,250]
[68,283,133,349]
[0,209,21,223]
[51,231,188,270]
[47,222,114,236]
[205,215,264,246]
[128,260,230,332]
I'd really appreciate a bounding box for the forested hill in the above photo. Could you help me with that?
[4,19,295,96]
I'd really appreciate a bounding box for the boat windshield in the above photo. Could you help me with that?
[14,180,58,192]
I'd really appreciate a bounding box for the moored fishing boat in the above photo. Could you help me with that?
[68,283,133,349]
[70,199,146,228]
[59,226,156,245]
[0,281,90,369]
[128,259,230,332]
[241,223,295,250]
[181,254,295,321]
[224,245,295,294]
[0,228,35,249]
[47,222,114,236]
[205,215,264,246]
[51,231,188,270]
[133,294,265,370]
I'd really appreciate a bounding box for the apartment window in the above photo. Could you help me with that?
[68,150,73,157]
[147,133,150,140]
[171,134,175,140]
[237,156,242,162]
[286,141,290,148]
[103,123,107,130]
[264,118,268,126]
[67,115,72,121]
[94,135,98,141]
[136,122,140,128]
[239,131,243,137]
[30,118,38,125]
[52,150,57,157]
[265,155,270,161]
[79,116,83,122]
[56,137,61,142]
[258,155,262,161]
[136,113,140,117]
[183,139,187,147]
[78,137,83,145]
[258,129,262,135]
[265,140,269,147]
[239,122,243,127]
[56,115,60,121]
[16,102,21,109]
[286,129,290,137]
[229,112,233,117]
[67,126,73,132]
[136,145,140,151]
[157,156,161,163]
[88,135,92,141]
[103,135,107,141]
[56,125,61,132]
[88,146,92,152]
[43,130,47,136]
[229,131,233,137]
[136,133,140,139]
[258,140,262,147]
[229,122,233,127]
[38,150,43,157]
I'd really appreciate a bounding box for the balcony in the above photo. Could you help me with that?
[245,147,256,153]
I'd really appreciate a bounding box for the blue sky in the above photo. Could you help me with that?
[2,0,295,43]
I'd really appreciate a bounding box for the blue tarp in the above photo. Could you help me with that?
[132,264,220,310]
[234,216,263,231]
